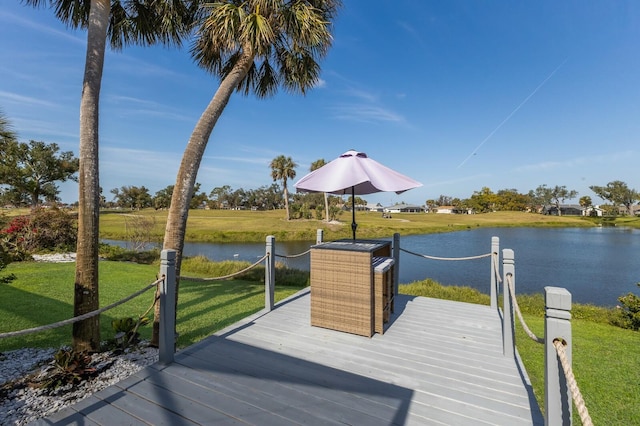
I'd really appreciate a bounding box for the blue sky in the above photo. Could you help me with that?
[1,1,639,206]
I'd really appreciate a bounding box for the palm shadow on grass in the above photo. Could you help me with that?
[175,279,267,347]
[0,283,142,352]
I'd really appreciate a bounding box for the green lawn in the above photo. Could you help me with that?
[0,260,304,352]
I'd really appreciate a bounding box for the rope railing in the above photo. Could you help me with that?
[553,339,594,426]
[0,277,163,340]
[274,249,311,259]
[400,247,493,262]
[180,253,269,282]
[506,274,544,344]
[492,252,502,284]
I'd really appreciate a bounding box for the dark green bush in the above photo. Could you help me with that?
[98,243,160,264]
[0,245,16,284]
[610,283,640,331]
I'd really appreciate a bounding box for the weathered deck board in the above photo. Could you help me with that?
[32,289,542,425]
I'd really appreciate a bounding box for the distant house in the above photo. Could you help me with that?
[543,204,590,216]
[383,204,424,213]
[366,203,384,212]
[433,205,474,214]
[584,206,604,217]
[434,205,454,214]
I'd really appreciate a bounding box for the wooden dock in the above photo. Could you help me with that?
[35,289,543,425]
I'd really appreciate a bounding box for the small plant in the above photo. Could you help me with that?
[39,349,97,391]
[611,283,640,331]
[0,245,16,284]
[112,316,150,348]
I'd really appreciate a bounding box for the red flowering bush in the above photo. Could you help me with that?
[0,207,76,260]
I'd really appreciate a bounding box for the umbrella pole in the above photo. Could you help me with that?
[351,186,357,240]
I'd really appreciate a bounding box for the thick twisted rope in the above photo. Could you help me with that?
[400,247,492,261]
[181,254,268,282]
[275,249,311,259]
[506,274,544,344]
[492,252,503,283]
[0,278,162,340]
[553,339,594,426]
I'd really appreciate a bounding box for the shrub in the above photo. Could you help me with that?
[610,283,640,331]
[0,207,77,259]
[0,215,33,260]
[38,349,98,391]
[98,243,160,264]
[30,207,77,252]
[110,316,151,349]
[0,246,16,284]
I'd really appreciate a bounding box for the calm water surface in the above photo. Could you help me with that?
[398,227,640,307]
[106,227,640,307]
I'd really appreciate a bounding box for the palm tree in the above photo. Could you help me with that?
[155,0,340,345]
[310,158,329,221]
[0,109,17,142]
[579,195,592,216]
[270,155,297,220]
[25,0,197,352]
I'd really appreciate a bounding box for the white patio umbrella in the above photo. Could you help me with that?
[294,150,422,239]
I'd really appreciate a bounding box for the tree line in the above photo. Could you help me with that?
[2,130,638,219]
[427,182,640,216]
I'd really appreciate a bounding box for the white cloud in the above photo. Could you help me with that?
[314,78,327,88]
[0,91,57,108]
[330,104,405,124]
[0,11,84,44]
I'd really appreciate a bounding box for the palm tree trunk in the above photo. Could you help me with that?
[73,0,110,352]
[151,48,255,346]
[283,183,290,220]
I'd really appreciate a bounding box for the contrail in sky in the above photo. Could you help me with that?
[457,57,569,169]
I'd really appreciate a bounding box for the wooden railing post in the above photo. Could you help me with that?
[490,237,500,310]
[393,233,400,298]
[159,249,176,364]
[265,235,275,311]
[316,229,324,244]
[502,248,515,357]
[545,287,572,426]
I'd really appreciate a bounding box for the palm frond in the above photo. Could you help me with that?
[193,0,340,95]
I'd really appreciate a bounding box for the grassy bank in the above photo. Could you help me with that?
[6,207,638,242]
[98,209,605,242]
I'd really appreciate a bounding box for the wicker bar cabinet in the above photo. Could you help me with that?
[310,239,395,337]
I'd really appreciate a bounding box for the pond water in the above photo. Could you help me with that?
[104,226,640,307]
